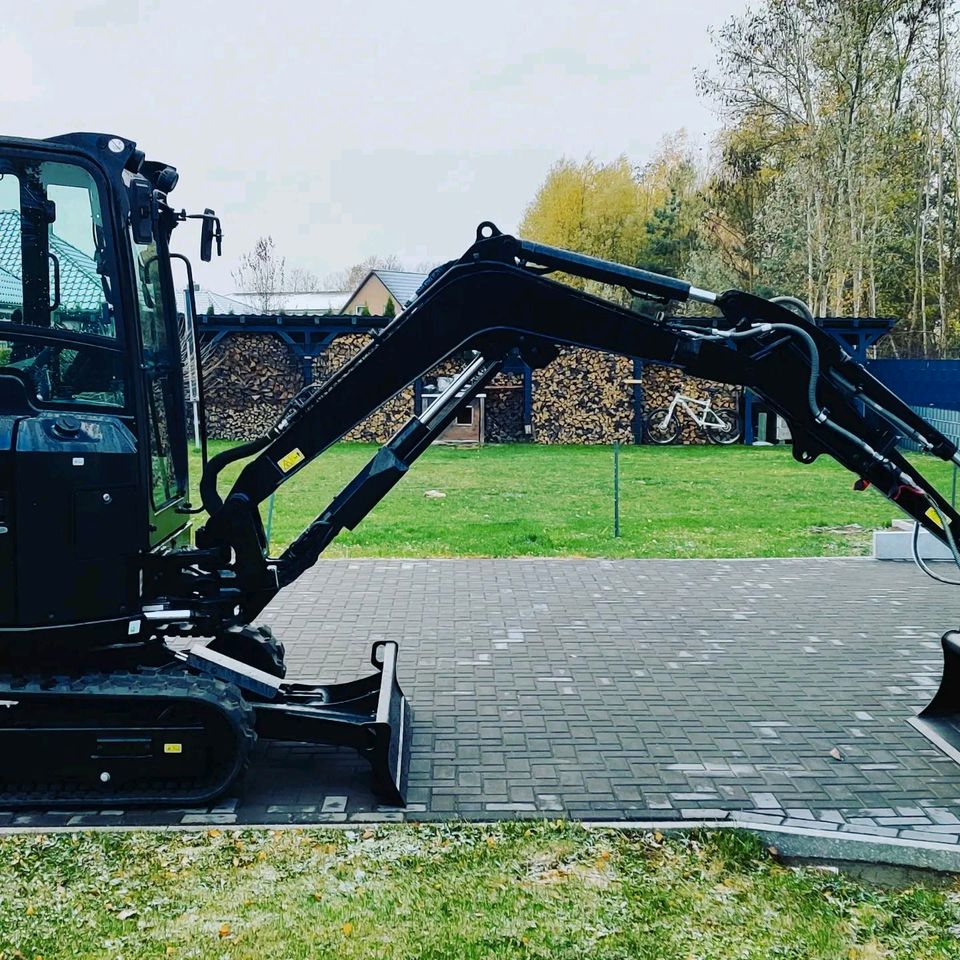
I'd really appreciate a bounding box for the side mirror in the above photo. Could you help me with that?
[129,180,153,245]
[200,209,222,262]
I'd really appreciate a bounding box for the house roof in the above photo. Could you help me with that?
[0,209,102,311]
[230,291,350,314]
[278,291,350,313]
[373,270,429,307]
[0,265,20,307]
[176,287,254,316]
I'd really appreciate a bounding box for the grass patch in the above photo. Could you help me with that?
[190,442,955,558]
[3,824,959,959]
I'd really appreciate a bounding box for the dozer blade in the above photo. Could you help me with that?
[253,640,412,806]
[909,630,960,764]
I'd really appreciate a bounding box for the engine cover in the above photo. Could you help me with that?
[4,411,139,632]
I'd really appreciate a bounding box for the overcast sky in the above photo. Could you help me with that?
[3,0,747,293]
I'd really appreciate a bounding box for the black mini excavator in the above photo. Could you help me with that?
[2,131,960,808]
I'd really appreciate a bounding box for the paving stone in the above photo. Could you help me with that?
[734,812,786,826]
[899,828,960,844]
[180,813,238,825]
[927,808,960,825]
[5,557,960,855]
[680,808,730,820]
[783,817,838,831]
[839,823,899,838]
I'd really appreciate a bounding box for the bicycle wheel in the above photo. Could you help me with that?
[705,407,741,444]
[645,407,680,444]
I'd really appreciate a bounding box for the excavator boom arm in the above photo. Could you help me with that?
[195,224,960,618]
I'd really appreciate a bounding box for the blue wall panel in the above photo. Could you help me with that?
[866,359,960,411]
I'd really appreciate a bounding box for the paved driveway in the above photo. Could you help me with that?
[8,557,960,848]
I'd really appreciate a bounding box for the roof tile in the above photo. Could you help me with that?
[0,210,102,312]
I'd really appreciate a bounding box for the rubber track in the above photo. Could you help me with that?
[0,669,256,807]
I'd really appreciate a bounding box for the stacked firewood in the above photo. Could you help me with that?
[531,347,634,443]
[641,364,741,444]
[203,332,741,445]
[203,334,300,440]
[313,334,415,443]
[485,371,526,443]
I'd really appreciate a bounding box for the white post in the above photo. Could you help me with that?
[183,288,201,450]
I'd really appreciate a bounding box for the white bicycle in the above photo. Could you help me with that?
[645,390,741,445]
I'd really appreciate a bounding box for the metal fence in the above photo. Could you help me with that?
[898,406,960,453]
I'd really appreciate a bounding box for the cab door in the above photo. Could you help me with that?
[128,229,189,546]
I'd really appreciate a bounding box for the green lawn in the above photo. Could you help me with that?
[190,441,955,558]
[4,824,959,959]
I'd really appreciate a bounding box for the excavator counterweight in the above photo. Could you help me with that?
[0,132,957,806]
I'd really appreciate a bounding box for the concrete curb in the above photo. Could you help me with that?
[1,816,956,873]
[587,818,960,873]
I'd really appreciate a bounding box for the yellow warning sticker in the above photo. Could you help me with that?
[164,743,183,754]
[277,448,305,473]
[926,507,945,529]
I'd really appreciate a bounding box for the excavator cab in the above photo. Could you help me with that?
[0,130,959,809]
[0,133,411,806]
[0,134,181,646]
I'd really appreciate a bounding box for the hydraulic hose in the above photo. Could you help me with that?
[199,434,272,514]
[676,319,912,485]
[912,498,960,586]
[199,377,326,513]
[678,313,958,588]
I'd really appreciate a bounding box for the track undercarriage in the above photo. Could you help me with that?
[0,634,410,808]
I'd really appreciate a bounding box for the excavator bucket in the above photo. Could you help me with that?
[909,631,960,764]
[254,640,412,806]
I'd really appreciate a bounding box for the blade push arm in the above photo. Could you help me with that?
[194,223,960,618]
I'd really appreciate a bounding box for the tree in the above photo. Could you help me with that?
[326,255,403,293]
[412,259,442,274]
[287,266,322,293]
[635,139,705,280]
[637,188,699,278]
[697,0,954,353]
[383,296,396,318]
[520,140,705,303]
[696,121,780,292]
[232,236,286,313]
[519,156,650,298]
